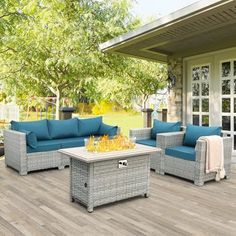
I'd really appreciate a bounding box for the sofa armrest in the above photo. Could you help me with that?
[4,130,28,175]
[129,128,151,140]
[157,131,185,149]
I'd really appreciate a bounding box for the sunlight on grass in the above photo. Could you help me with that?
[79,111,143,136]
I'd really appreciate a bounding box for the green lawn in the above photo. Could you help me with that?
[79,111,143,136]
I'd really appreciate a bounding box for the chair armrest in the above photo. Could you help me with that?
[195,136,232,162]
[129,128,151,140]
[157,131,185,149]
[4,130,27,174]
[117,127,121,135]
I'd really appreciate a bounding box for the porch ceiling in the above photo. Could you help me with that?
[100,0,236,63]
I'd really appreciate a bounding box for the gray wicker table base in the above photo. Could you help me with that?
[59,144,159,212]
[69,155,150,212]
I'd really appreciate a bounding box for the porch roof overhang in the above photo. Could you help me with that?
[100,0,236,63]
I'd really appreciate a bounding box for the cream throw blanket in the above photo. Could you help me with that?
[198,135,225,181]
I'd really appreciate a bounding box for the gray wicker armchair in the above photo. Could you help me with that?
[129,128,162,173]
[157,131,232,186]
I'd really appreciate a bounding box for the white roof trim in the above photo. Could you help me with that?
[100,0,231,52]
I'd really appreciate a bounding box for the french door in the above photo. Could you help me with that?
[221,60,236,151]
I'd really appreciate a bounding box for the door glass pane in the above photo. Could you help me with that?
[234,135,236,150]
[222,62,231,77]
[234,117,236,131]
[202,99,209,112]
[202,83,209,96]
[192,67,200,81]
[222,98,230,112]
[234,61,236,76]
[222,80,230,95]
[201,65,209,80]
[202,115,209,126]
[234,98,236,113]
[234,79,236,94]
[192,83,199,96]
[193,115,199,125]
[222,116,231,131]
[192,99,199,112]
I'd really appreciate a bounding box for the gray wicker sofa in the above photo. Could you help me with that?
[4,117,118,175]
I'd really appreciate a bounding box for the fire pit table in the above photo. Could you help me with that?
[59,144,160,212]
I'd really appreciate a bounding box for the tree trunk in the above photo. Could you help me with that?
[55,88,60,120]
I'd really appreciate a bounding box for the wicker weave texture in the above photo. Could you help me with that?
[129,128,152,140]
[4,130,69,175]
[157,131,233,186]
[70,155,150,212]
[129,128,162,172]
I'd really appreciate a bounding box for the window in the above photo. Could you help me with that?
[191,65,210,126]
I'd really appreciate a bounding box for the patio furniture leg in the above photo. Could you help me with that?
[225,175,230,179]
[58,165,65,170]
[19,170,28,176]
[144,193,149,198]
[194,179,204,186]
[87,205,93,213]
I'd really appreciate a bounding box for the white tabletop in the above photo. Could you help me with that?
[58,144,161,163]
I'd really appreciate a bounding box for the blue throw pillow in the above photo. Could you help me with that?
[183,124,222,147]
[48,118,79,139]
[78,116,102,136]
[11,119,50,140]
[19,130,38,149]
[151,119,181,139]
[98,123,118,137]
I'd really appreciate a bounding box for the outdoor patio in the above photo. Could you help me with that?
[0,159,235,235]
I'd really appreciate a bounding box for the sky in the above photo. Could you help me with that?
[132,0,199,22]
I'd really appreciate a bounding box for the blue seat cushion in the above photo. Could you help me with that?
[59,137,86,148]
[27,139,62,153]
[48,118,79,139]
[151,119,181,139]
[98,123,118,137]
[78,116,102,136]
[27,137,89,153]
[136,139,156,147]
[165,146,196,161]
[183,124,221,147]
[19,130,38,148]
[11,119,50,140]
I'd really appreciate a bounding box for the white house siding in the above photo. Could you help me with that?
[184,46,236,163]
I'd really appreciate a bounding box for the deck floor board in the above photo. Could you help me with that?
[0,160,235,236]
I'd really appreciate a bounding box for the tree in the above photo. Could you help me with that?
[0,0,139,118]
[97,58,167,109]
[0,0,167,117]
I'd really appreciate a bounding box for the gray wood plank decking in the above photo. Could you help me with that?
[0,160,235,236]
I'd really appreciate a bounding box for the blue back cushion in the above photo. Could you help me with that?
[11,119,50,140]
[78,116,102,137]
[19,130,38,149]
[98,123,118,137]
[48,118,79,139]
[151,119,181,139]
[183,124,221,147]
